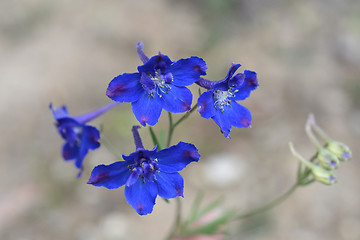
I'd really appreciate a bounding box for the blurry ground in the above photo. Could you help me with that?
[1,0,360,239]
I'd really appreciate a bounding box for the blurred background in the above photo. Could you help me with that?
[1,0,359,239]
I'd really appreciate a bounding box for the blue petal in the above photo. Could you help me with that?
[140,72,155,91]
[226,101,252,128]
[197,90,216,119]
[212,101,252,138]
[161,85,192,113]
[74,149,87,170]
[212,110,232,138]
[62,142,79,160]
[82,125,101,150]
[143,162,158,182]
[63,127,79,145]
[56,118,80,142]
[228,73,245,88]
[122,148,157,163]
[168,56,207,86]
[126,167,142,186]
[224,63,241,82]
[138,53,173,75]
[122,151,138,162]
[49,103,69,119]
[230,70,258,101]
[213,63,242,91]
[131,91,163,126]
[125,178,158,215]
[106,73,143,103]
[74,126,101,170]
[87,161,131,189]
[156,142,200,173]
[156,172,184,198]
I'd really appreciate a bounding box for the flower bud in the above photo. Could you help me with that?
[311,165,338,185]
[327,140,352,162]
[289,142,337,185]
[317,148,340,170]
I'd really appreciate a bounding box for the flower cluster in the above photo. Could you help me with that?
[50,42,258,215]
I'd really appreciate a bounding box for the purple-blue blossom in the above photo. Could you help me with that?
[87,126,200,215]
[50,102,118,177]
[197,63,258,138]
[106,42,207,126]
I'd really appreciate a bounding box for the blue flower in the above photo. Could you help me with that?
[106,43,207,126]
[50,103,117,176]
[88,126,200,215]
[197,63,258,138]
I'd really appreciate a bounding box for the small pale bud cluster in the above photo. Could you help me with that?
[289,142,337,185]
[289,114,352,186]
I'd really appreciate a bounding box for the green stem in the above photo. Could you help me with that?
[166,104,198,147]
[305,116,322,150]
[231,148,319,222]
[166,104,198,148]
[233,183,298,220]
[165,105,199,239]
[165,197,182,240]
[149,126,162,150]
[173,104,198,129]
[297,162,303,181]
[308,113,332,143]
[166,112,174,148]
[99,137,123,159]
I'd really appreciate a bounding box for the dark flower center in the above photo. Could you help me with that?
[61,125,82,146]
[130,157,160,182]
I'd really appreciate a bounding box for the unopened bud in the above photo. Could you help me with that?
[289,142,337,185]
[311,165,338,185]
[327,140,352,162]
[317,148,340,170]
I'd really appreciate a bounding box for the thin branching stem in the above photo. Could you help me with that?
[165,105,198,240]
[166,112,174,148]
[233,183,299,220]
[99,137,123,159]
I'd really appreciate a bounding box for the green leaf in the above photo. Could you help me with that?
[195,197,225,221]
[187,196,225,225]
[186,192,204,226]
[184,209,235,235]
